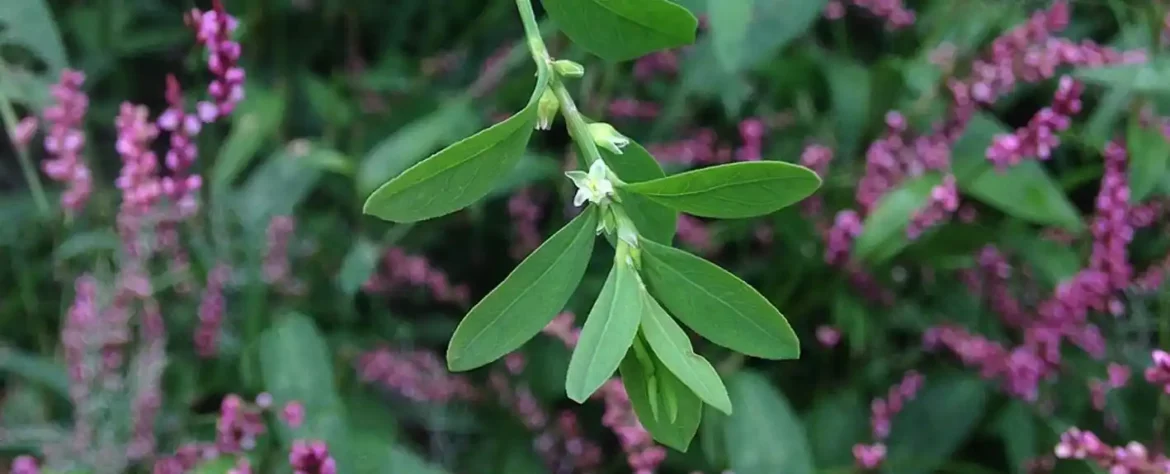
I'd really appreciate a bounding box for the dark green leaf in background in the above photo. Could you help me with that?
[853,174,941,264]
[0,0,68,71]
[566,260,643,402]
[803,389,868,468]
[540,0,699,62]
[623,161,822,219]
[820,54,872,159]
[447,206,598,371]
[0,347,69,397]
[1074,61,1170,95]
[640,239,799,360]
[357,99,477,196]
[1127,117,1170,201]
[724,371,815,474]
[708,0,753,73]
[882,374,988,474]
[212,87,288,192]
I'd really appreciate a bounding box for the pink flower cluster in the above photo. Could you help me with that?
[925,325,1046,401]
[362,247,470,306]
[799,144,833,219]
[217,394,267,453]
[262,216,304,295]
[1144,350,1170,395]
[906,175,959,239]
[825,210,862,266]
[816,325,842,348]
[508,188,543,259]
[609,98,661,121]
[986,76,1083,169]
[1089,363,1130,411]
[1088,141,1133,297]
[356,347,478,403]
[856,112,953,215]
[676,214,715,255]
[114,102,163,242]
[289,440,336,474]
[188,0,245,118]
[195,264,231,358]
[41,69,92,213]
[10,456,39,474]
[158,75,208,218]
[633,50,679,81]
[1055,428,1170,473]
[735,118,766,161]
[853,371,925,469]
[824,0,916,29]
[648,128,730,165]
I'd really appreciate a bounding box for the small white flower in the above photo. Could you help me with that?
[565,160,614,207]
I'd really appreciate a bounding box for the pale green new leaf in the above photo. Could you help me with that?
[641,292,733,414]
[620,349,702,451]
[1127,117,1170,201]
[623,161,821,219]
[639,239,798,360]
[540,0,699,62]
[566,260,644,402]
[363,72,548,222]
[447,207,598,371]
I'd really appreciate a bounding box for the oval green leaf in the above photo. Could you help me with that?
[619,347,702,451]
[882,374,987,474]
[1128,117,1170,201]
[641,292,732,414]
[363,72,548,223]
[447,206,599,372]
[951,113,1084,232]
[623,161,822,219]
[708,0,753,73]
[852,174,941,265]
[599,141,677,244]
[566,260,644,402]
[540,0,699,62]
[724,371,815,474]
[639,239,799,359]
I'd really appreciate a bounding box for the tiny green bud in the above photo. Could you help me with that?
[552,59,585,78]
[588,122,630,155]
[536,89,559,131]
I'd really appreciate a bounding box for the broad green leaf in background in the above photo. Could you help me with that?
[882,374,988,474]
[599,141,678,244]
[724,371,815,474]
[487,153,563,200]
[1074,61,1170,95]
[0,1,68,71]
[995,401,1037,474]
[708,0,753,73]
[687,0,827,77]
[820,54,872,159]
[447,207,598,371]
[260,314,350,469]
[639,239,799,360]
[0,347,68,397]
[363,71,547,223]
[1084,87,1132,151]
[235,145,327,227]
[357,98,477,195]
[53,229,121,263]
[803,389,867,468]
[853,174,942,264]
[951,113,1084,232]
[620,350,703,451]
[189,457,239,474]
[623,161,822,219]
[211,86,288,192]
[539,0,699,62]
[566,261,644,402]
[640,292,732,414]
[302,74,356,127]
[1127,117,1170,201]
[338,237,382,296]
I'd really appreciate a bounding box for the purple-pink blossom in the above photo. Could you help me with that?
[217,394,267,453]
[289,440,337,474]
[42,69,92,213]
[10,456,39,474]
[195,263,230,358]
[1145,350,1170,395]
[363,247,470,306]
[1054,427,1170,473]
[906,174,959,239]
[282,401,306,428]
[508,188,543,259]
[188,0,245,118]
[986,76,1083,169]
[854,371,924,469]
[356,347,478,403]
[158,75,205,219]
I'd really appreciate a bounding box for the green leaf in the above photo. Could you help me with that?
[190,457,238,474]
[211,86,287,192]
[540,0,699,62]
[952,113,1085,231]
[803,389,867,468]
[0,347,68,397]
[566,260,644,402]
[639,239,798,360]
[356,98,477,195]
[1128,118,1170,201]
[338,237,381,296]
[1074,61,1170,95]
[487,153,562,200]
[853,174,942,264]
[882,374,988,474]
[302,74,355,127]
[640,292,732,414]
[994,401,1037,474]
[708,0,753,73]
[53,229,120,262]
[623,161,821,219]
[0,1,68,72]
[235,146,325,227]
[260,314,350,469]
[619,348,702,451]
[447,207,599,371]
[820,54,871,159]
[363,72,547,223]
[724,371,815,474]
[600,141,678,245]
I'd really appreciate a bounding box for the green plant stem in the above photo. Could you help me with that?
[514,0,605,168]
[0,70,51,217]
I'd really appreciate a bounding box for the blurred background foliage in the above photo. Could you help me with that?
[2,0,1170,473]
